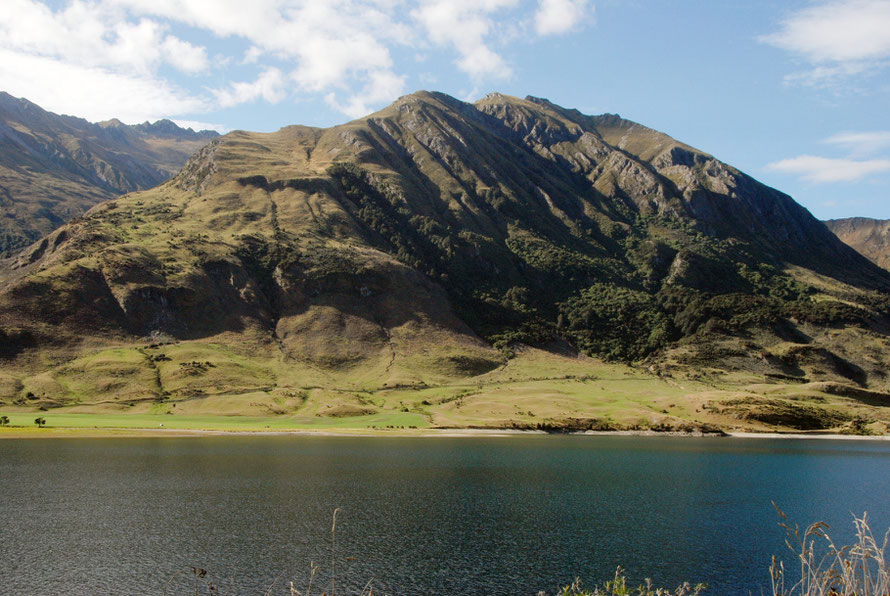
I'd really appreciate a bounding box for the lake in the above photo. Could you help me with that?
[1,435,889,595]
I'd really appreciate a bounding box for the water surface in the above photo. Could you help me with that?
[1,435,888,594]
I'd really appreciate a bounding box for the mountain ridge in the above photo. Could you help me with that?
[0,91,218,254]
[1,90,889,433]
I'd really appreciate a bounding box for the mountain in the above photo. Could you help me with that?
[825,217,890,271]
[1,91,888,433]
[0,92,218,255]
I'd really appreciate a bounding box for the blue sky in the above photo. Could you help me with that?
[1,0,889,220]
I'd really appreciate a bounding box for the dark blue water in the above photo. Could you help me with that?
[0,436,888,595]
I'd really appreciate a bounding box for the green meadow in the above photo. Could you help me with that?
[3,343,888,437]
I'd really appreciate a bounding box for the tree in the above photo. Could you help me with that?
[34,416,46,428]
[0,415,9,426]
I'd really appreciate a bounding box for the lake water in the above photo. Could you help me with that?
[1,435,889,595]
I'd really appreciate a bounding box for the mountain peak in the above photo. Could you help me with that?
[387,89,470,111]
[132,118,219,140]
[98,118,125,128]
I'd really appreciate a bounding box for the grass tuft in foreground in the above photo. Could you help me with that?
[770,505,890,596]
[546,568,706,596]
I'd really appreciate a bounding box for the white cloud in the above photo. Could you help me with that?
[214,68,287,108]
[108,0,413,112]
[109,0,409,88]
[412,0,518,79]
[0,0,597,121]
[0,48,208,122]
[824,130,890,155]
[241,46,263,65]
[161,35,209,74]
[762,0,890,63]
[765,155,890,182]
[762,0,890,86]
[0,0,209,75]
[534,0,590,36]
[326,69,407,119]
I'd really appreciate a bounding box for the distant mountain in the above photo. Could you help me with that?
[1,91,889,433]
[0,92,218,254]
[825,217,890,271]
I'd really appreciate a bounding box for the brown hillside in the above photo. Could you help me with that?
[826,217,890,271]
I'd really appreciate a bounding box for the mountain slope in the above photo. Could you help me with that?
[1,91,889,433]
[826,217,890,271]
[0,92,218,254]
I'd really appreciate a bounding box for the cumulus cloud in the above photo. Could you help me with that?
[534,0,591,36]
[160,36,209,74]
[0,0,597,121]
[214,68,287,108]
[0,0,211,121]
[412,0,518,79]
[241,46,263,65]
[326,69,407,119]
[0,0,208,75]
[0,48,208,122]
[761,0,890,86]
[109,0,409,92]
[765,155,890,182]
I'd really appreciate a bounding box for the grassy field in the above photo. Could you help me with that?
[3,344,889,437]
[0,411,425,433]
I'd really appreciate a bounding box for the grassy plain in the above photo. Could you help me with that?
[3,344,889,437]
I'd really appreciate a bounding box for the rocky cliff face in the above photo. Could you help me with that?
[0,92,218,254]
[2,91,889,408]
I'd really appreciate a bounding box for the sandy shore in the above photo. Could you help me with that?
[2,426,889,440]
[725,431,890,441]
[0,427,547,439]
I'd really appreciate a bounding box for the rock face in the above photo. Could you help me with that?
[2,91,890,405]
[0,92,218,254]
[825,217,890,271]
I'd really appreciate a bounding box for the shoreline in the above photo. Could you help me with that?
[1,426,889,440]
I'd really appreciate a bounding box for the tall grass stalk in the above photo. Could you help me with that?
[770,504,890,596]
[288,509,374,596]
[331,507,341,596]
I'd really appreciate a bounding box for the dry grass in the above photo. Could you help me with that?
[545,568,706,596]
[770,505,890,596]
